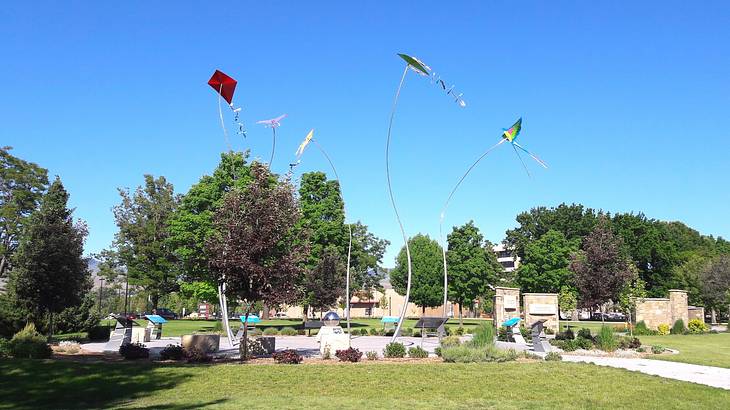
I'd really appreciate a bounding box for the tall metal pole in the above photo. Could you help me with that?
[386,65,413,343]
[98,278,104,315]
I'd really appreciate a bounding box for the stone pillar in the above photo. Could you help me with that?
[494,287,520,328]
[669,290,689,328]
[523,293,559,334]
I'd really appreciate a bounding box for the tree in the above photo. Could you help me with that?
[207,163,305,359]
[113,175,179,309]
[515,229,579,293]
[669,254,709,307]
[571,218,634,321]
[506,203,601,258]
[700,256,730,321]
[390,234,443,313]
[446,221,500,325]
[558,286,578,320]
[0,146,49,277]
[7,178,89,337]
[168,151,252,282]
[305,246,344,315]
[617,269,647,336]
[179,281,219,304]
[296,172,347,317]
[348,221,389,299]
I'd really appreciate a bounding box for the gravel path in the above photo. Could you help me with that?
[563,355,730,390]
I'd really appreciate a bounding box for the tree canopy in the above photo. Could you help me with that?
[516,229,579,293]
[390,234,444,311]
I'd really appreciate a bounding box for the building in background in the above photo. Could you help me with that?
[493,243,520,273]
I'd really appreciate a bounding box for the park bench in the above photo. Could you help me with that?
[304,320,323,336]
[414,317,448,339]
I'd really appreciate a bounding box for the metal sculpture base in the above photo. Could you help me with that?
[530,319,552,353]
[104,317,132,352]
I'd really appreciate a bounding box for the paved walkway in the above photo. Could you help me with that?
[563,355,730,390]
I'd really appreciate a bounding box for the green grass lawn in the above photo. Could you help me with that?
[638,332,730,368]
[1,359,727,409]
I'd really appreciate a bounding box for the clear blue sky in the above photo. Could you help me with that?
[2,2,729,267]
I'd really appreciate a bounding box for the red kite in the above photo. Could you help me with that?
[208,70,237,105]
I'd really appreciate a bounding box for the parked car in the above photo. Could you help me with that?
[145,308,178,320]
[274,312,288,318]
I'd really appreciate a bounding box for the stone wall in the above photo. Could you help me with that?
[688,306,705,322]
[523,293,559,334]
[494,287,520,328]
[634,290,691,330]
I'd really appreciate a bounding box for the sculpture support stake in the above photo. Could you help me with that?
[386,65,413,343]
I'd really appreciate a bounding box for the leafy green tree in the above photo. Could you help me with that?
[0,147,49,277]
[515,229,579,293]
[446,221,500,325]
[558,286,578,320]
[7,178,89,337]
[179,281,219,304]
[506,203,601,258]
[296,172,347,316]
[113,175,179,309]
[669,254,709,306]
[618,269,647,336]
[390,234,444,314]
[571,218,634,321]
[700,255,730,320]
[167,151,252,282]
[348,221,389,299]
[207,163,305,359]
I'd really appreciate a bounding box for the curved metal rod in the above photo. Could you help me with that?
[386,65,412,343]
[269,127,276,169]
[438,138,506,317]
[312,140,354,333]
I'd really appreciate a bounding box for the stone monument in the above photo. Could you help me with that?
[316,311,350,356]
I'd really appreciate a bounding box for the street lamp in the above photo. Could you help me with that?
[98,277,105,314]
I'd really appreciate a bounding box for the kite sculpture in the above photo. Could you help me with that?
[256,114,287,169]
[208,70,246,150]
[438,117,547,314]
[386,53,466,342]
[293,129,354,334]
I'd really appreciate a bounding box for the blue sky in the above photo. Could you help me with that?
[2,1,729,267]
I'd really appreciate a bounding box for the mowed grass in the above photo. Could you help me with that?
[112,318,492,337]
[639,332,730,368]
[1,359,728,409]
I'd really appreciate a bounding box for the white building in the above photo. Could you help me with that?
[493,243,520,272]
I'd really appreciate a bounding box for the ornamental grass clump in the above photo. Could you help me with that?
[279,327,298,336]
[365,351,378,360]
[469,322,495,348]
[408,346,428,358]
[595,326,618,352]
[262,327,279,336]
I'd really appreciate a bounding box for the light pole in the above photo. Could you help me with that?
[98,278,105,315]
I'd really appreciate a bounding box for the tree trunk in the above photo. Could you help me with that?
[240,308,251,361]
[0,255,7,277]
[47,311,54,341]
[458,304,463,327]
[711,308,717,325]
[262,303,270,320]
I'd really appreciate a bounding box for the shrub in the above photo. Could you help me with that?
[384,342,406,358]
[688,319,709,334]
[636,346,646,353]
[412,329,421,338]
[441,345,518,363]
[618,337,642,350]
[657,324,670,335]
[560,340,578,352]
[9,323,52,359]
[633,321,657,336]
[273,349,302,364]
[369,328,379,336]
[612,324,628,333]
[651,345,665,354]
[280,327,298,336]
[119,343,149,360]
[365,350,378,360]
[434,347,442,357]
[408,346,428,358]
[455,327,465,336]
[545,327,555,335]
[575,337,594,350]
[555,328,575,341]
[159,344,184,361]
[401,328,413,337]
[322,345,331,360]
[212,321,224,334]
[469,323,495,347]
[184,346,211,363]
[595,326,618,352]
[522,351,540,360]
[440,335,461,348]
[465,327,474,334]
[671,319,685,335]
[445,326,453,336]
[335,347,362,362]
[519,326,531,339]
[497,326,511,342]
[545,351,562,361]
[0,338,10,358]
[262,327,279,336]
[56,341,81,354]
[87,325,111,341]
[577,328,592,340]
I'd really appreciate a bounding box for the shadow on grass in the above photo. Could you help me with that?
[0,359,218,410]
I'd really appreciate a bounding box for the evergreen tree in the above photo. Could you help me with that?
[8,178,89,336]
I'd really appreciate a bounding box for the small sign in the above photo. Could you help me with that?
[529,303,557,315]
[504,295,517,310]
